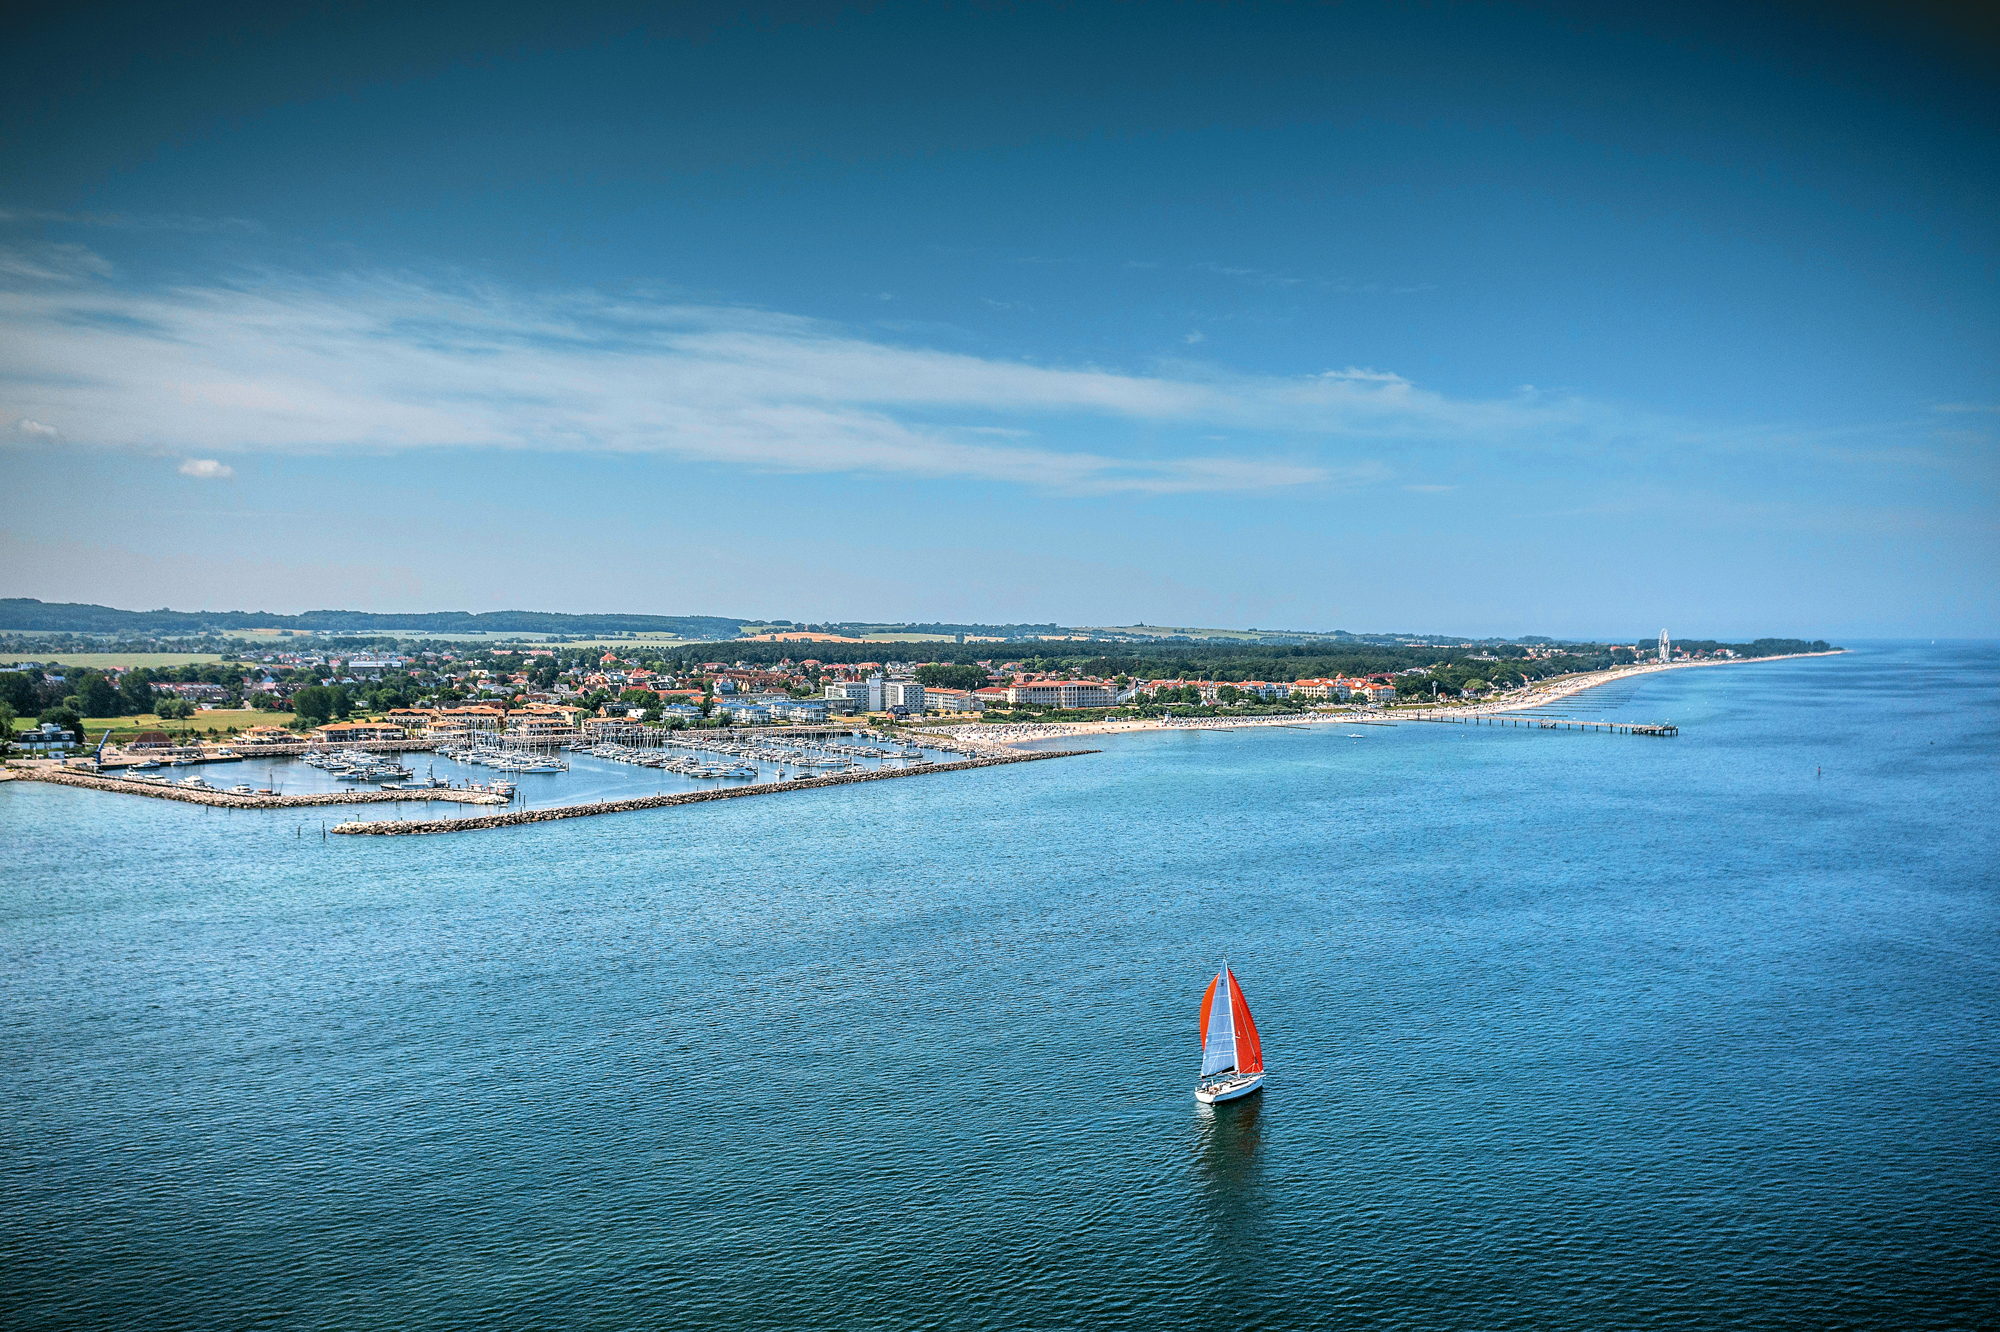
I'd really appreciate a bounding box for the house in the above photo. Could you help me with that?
[13,722,77,753]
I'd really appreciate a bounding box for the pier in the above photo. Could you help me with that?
[1407,714,1678,737]
[333,747,1093,836]
[18,768,509,808]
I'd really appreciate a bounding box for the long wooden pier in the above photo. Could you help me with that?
[1408,714,1679,737]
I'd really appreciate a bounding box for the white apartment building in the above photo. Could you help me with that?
[922,689,984,713]
[882,681,925,711]
[1005,680,1117,709]
[824,676,887,711]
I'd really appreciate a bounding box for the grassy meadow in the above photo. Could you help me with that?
[0,652,232,670]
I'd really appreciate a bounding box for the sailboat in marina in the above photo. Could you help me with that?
[1195,965,1265,1104]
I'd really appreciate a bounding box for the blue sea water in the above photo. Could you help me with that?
[3,643,1995,1330]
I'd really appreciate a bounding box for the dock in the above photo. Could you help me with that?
[18,768,510,808]
[1407,714,1678,737]
[333,747,1094,836]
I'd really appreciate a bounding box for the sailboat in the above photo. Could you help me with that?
[1195,965,1265,1104]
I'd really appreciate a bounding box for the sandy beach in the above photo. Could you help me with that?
[944,649,1847,748]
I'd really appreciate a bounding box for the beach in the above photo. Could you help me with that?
[950,649,1848,747]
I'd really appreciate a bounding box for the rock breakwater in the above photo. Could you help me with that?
[333,748,1093,836]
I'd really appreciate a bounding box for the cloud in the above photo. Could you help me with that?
[0,258,1687,496]
[1404,484,1457,493]
[0,205,259,234]
[1184,331,1206,344]
[1933,402,1999,414]
[17,417,59,440]
[177,458,234,478]
[1318,367,1409,384]
[0,242,115,283]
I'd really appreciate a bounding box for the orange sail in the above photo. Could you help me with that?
[1226,967,1263,1075]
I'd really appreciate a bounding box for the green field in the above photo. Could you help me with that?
[0,652,231,669]
[11,710,299,737]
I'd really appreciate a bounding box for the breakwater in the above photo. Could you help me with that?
[103,739,439,766]
[18,768,509,809]
[334,748,1094,836]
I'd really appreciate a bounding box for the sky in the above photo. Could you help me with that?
[1,0,1994,638]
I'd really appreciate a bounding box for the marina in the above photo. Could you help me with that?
[15,727,1030,823]
[329,746,1092,836]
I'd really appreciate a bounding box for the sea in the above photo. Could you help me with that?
[3,641,1995,1330]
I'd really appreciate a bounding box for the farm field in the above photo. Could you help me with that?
[0,653,231,669]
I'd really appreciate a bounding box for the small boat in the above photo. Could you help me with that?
[1194,965,1265,1104]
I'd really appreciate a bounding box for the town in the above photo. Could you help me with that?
[2,631,1831,758]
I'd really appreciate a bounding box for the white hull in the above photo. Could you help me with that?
[1195,1072,1264,1104]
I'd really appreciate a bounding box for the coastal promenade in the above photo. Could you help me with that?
[332,746,1092,836]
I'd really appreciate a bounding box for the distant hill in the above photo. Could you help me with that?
[0,599,748,639]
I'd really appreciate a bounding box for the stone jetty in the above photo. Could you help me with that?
[333,748,1093,836]
[17,768,509,809]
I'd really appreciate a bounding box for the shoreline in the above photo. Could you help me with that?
[943,649,1847,747]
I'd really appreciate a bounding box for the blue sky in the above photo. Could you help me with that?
[2,1,1994,637]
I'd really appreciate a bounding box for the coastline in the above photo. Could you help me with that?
[948,648,1847,747]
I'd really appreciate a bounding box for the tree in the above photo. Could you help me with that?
[119,673,155,715]
[914,663,988,691]
[0,672,34,714]
[291,685,336,726]
[0,701,13,758]
[76,673,121,717]
[1216,685,1242,704]
[157,698,197,721]
[38,706,83,740]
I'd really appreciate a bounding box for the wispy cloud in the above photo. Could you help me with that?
[0,258,1719,495]
[0,242,115,283]
[17,417,60,441]
[1933,402,1999,414]
[177,458,234,479]
[0,206,260,234]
